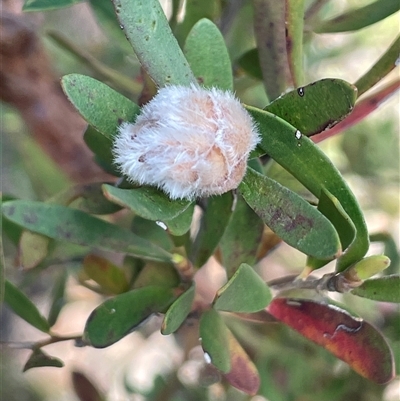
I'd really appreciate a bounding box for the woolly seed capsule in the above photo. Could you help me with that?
[113,84,260,200]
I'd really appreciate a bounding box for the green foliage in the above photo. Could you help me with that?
[3,0,399,400]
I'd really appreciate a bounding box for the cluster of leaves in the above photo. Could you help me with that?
[2,0,400,399]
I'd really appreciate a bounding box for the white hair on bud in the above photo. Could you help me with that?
[113,84,260,200]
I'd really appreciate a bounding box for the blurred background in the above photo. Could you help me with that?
[1,0,399,400]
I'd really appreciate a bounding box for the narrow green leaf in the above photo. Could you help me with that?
[344,255,390,282]
[252,0,293,100]
[4,280,50,333]
[370,232,400,275]
[2,200,172,262]
[161,283,196,335]
[351,275,400,303]
[23,349,64,372]
[219,194,264,278]
[246,106,369,271]
[237,48,262,81]
[264,78,358,137]
[315,0,400,33]
[307,188,356,270]
[111,0,195,87]
[102,185,192,222]
[355,35,400,97]
[163,202,194,237]
[61,74,140,139]
[214,263,272,312]
[269,298,395,384]
[48,270,68,326]
[84,286,176,348]
[83,254,129,294]
[240,168,341,260]
[133,261,180,289]
[200,309,231,373]
[22,0,82,11]
[184,18,233,90]
[285,0,305,86]
[190,192,234,268]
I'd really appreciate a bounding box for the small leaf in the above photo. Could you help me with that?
[4,280,50,333]
[351,275,400,303]
[84,286,176,348]
[247,106,369,271]
[190,192,234,268]
[2,200,172,262]
[224,329,260,395]
[370,232,400,275]
[17,231,50,269]
[307,188,356,270]
[163,202,194,236]
[219,194,264,278]
[61,74,140,139]
[268,298,395,384]
[264,78,357,137]
[48,270,68,327]
[72,371,105,401]
[199,309,231,373]
[237,48,262,81]
[214,263,272,313]
[161,283,195,335]
[23,0,82,12]
[111,0,195,87]
[355,35,400,97]
[315,0,400,33]
[23,349,64,372]
[184,18,233,90]
[344,255,391,282]
[83,254,129,294]
[133,261,180,289]
[240,168,341,260]
[102,185,192,222]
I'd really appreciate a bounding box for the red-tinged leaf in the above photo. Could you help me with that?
[313,80,400,143]
[268,298,395,384]
[224,329,260,395]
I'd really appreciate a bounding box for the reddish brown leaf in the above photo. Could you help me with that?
[268,298,395,384]
[224,330,260,395]
[313,80,400,143]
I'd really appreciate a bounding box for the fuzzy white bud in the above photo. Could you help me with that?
[113,84,260,200]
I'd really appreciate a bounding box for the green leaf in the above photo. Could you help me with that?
[83,254,129,294]
[355,35,400,97]
[17,231,50,269]
[102,185,192,222]
[252,0,293,100]
[224,329,260,395]
[307,188,356,270]
[370,232,400,275]
[163,202,195,237]
[315,0,400,33]
[190,192,234,268]
[269,298,395,384]
[214,263,272,312]
[285,0,305,86]
[264,78,358,137]
[72,371,106,401]
[22,0,82,11]
[219,194,264,278]
[0,237,5,305]
[133,261,180,289]
[199,309,231,373]
[48,270,68,327]
[161,283,196,335]
[351,275,400,303]
[4,280,50,333]
[237,48,262,81]
[2,200,172,262]
[84,286,176,348]
[111,0,195,87]
[239,168,341,260]
[61,74,140,139]
[23,349,64,372]
[344,255,390,282]
[246,106,369,271]
[184,18,233,90]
